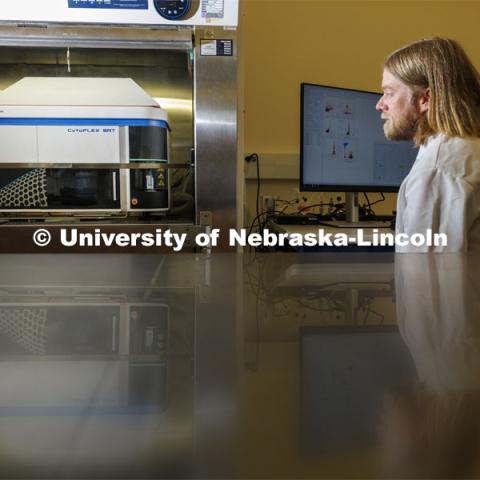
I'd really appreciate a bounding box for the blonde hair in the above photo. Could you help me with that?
[384,37,480,145]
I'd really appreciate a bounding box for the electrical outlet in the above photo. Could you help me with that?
[261,195,275,212]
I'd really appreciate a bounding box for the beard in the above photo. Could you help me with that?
[382,110,421,142]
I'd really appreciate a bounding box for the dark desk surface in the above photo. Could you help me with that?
[0,252,478,479]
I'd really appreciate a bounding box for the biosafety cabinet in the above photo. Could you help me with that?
[0,77,171,213]
[0,0,240,251]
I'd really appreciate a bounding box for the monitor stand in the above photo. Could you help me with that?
[334,192,388,228]
[346,191,360,223]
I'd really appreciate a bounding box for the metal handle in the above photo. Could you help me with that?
[112,171,117,202]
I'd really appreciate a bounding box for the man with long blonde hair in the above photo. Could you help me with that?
[376,37,480,251]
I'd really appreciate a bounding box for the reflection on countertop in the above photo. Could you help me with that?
[0,252,478,478]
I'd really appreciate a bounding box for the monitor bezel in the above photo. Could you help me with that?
[300,82,412,193]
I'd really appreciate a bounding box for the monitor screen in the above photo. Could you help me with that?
[301,83,418,192]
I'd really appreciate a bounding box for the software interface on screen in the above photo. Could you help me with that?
[301,84,418,190]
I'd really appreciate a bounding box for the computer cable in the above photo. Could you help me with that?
[247,209,285,235]
[297,202,332,214]
[245,153,261,232]
[365,191,386,207]
[362,192,376,218]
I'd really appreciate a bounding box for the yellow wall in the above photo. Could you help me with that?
[242,0,480,220]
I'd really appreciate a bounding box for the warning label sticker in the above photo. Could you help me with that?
[200,39,233,56]
[202,0,224,18]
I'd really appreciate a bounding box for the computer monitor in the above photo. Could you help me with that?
[300,83,417,194]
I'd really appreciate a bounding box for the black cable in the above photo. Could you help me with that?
[297,202,332,214]
[254,154,260,227]
[362,192,376,217]
[245,153,262,235]
[361,192,390,220]
[275,199,298,214]
[364,192,386,207]
[247,209,284,234]
[363,192,372,210]
[370,192,386,206]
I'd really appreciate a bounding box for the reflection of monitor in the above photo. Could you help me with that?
[301,83,417,193]
[301,326,417,454]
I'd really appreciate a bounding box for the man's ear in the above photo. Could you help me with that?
[418,88,430,113]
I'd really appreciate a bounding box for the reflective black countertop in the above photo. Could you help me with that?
[0,252,478,479]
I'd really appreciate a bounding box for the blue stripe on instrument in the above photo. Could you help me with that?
[68,0,148,9]
[0,118,169,128]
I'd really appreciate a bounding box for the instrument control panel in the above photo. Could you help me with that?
[153,0,193,20]
[0,0,237,27]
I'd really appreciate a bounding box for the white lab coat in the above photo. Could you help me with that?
[396,134,480,252]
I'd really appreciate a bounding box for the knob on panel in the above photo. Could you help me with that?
[153,0,193,20]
